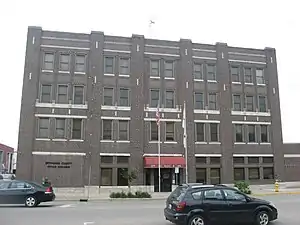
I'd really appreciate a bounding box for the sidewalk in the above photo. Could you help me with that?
[53,183,300,201]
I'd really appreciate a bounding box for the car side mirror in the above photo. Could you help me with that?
[246,197,252,202]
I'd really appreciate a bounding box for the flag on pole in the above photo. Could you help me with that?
[182,101,187,149]
[156,104,160,126]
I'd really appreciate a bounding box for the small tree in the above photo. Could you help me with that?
[121,168,138,190]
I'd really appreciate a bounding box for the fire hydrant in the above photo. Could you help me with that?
[275,180,279,192]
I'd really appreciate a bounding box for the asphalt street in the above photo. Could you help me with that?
[0,195,299,225]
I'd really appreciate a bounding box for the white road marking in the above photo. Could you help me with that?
[83,222,95,225]
[59,204,73,208]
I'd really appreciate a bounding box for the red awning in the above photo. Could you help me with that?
[144,156,186,168]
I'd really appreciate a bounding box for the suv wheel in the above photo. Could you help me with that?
[256,211,269,225]
[188,215,205,225]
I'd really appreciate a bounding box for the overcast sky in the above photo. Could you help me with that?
[0,0,299,149]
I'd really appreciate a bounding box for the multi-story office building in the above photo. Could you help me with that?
[17,26,300,190]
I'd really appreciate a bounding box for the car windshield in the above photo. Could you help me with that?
[168,185,188,201]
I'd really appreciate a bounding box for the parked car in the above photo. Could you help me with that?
[0,173,16,180]
[164,183,278,225]
[0,179,55,207]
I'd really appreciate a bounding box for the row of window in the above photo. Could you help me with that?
[232,94,267,112]
[234,124,269,143]
[195,156,274,165]
[231,66,265,85]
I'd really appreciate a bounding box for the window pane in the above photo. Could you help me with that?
[210,157,220,164]
[101,156,113,163]
[103,88,114,106]
[119,121,129,140]
[194,92,204,109]
[233,95,241,111]
[120,58,130,75]
[223,189,246,202]
[150,121,158,141]
[72,119,82,139]
[210,123,219,142]
[246,95,254,111]
[41,84,52,103]
[164,61,174,78]
[38,118,50,138]
[44,53,54,70]
[74,86,84,104]
[249,168,260,180]
[60,54,70,71]
[55,118,65,138]
[193,63,203,79]
[75,55,85,72]
[263,167,274,179]
[196,157,206,164]
[231,66,240,82]
[261,125,269,143]
[117,168,128,186]
[248,157,259,164]
[244,68,253,83]
[248,125,256,143]
[263,157,274,164]
[233,157,244,164]
[234,168,245,181]
[207,65,216,80]
[103,120,112,140]
[195,123,205,142]
[104,57,114,74]
[196,168,206,184]
[57,85,68,104]
[210,168,220,185]
[259,96,267,112]
[150,60,160,77]
[165,91,175,108]
[166,122,175,141]
[117,156,129,163]
[150,90,160,107]
[101,168,112,186]
[208,93,217,110]
[235,124,243,142]
[256,69,265,84]
[119,88,129,106]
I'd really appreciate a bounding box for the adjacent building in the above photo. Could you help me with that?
[16,26,300,190]
[0,143,14,173]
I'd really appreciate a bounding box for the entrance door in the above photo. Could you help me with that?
[154,168,172,192]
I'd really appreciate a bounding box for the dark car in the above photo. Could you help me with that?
[164,183,278,225]
[0,179,55,207]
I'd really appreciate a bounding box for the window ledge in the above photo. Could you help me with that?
[194,79,204,82]
[42,70,53,73]
[194,109,220,115]
[164,141,177,144]
[209,142,221,144]
[260,142,271,145]
[116,140,130,143]
[247,142,259,145]
[58,71,70,74]
[150,76,160,79]
[195,142,207,144]
[165,77,175,80]
[231,111,271,117]
[234,142,246,145]
[74,72,86,75]
[232,82,241,85]
[245,83,254,85]
[257,83,266,86]
[70,139,84,142]
[35,102,88,109]
[36,138,51,141]
[149,141,162,144]
[207,80,217,83]
[119,74,130,77]
[101,106,131,111]
[52,139,67,142]
[100,140,114,143]
[104,73,115,76]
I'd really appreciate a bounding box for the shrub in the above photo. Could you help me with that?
[109,191,152,198]
[234,181,252,194]
[127,192,135,198]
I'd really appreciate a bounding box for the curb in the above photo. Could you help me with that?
[251,191,300,196]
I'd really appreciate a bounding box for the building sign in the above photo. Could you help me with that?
[45,161,72,169]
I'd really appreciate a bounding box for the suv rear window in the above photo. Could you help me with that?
[168,185,188,201]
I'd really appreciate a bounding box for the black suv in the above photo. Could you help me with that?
[164,183,278,225]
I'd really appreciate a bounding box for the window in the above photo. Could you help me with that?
[38,118,50,138]
[193,63,203,80]
[196,168,206,184]
[246,95,254,111]
[263,167,274,179]
[196,157,206,164]
[75,55,86,73]
[164,61,174,78]
[0,151,3,163]
[248,125,256,143]
[119,88,130,106]
[117,156,129,163]
[44,53,54,70]
[104,56,114,74]
[117,168,128,186]
[208,93,217,110]
[207,65,216,81]
[204,189,222,200]
[233,157,244,164]
[260,125,269,143]
[195,123,205,142]
[57,85,68,104]
[150,89,160,107]
[231,66,240,82]
[210,123,219,142]
[119,57,130,75]
[101,168,112,186]
[40,84,52,103]
[101,156,113,163]
[119,120,129,140]
[194,92,204,109]
[103,88,114,106]
[59,54,70,71]
[244,68,253,83]
[165,90,175,108]
[256,69,265,85]
[150,60,160,77]
[263,157,274,164]
[55,118,66,139]
[235,124,244,142]
[232,94,242,111]
[9,181,29,189]
[150,121,158,141]
[192,191,203,200]
[248,157,259,164]
[234,168,245,181]
[72,119,82,139]
[102,120,113,140]
[166,122,175,141]
[210,157,220,164]
[248,168,260,180]
[73,86,84,104]
[0,182,9,190]
[259,96,267,112]
[223,189,246,202]
[210,168,221,185]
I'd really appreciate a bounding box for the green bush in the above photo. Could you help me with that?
[234,181,252,194]
[109,191,152,199]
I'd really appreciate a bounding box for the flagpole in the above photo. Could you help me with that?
[158,119,161,192]
[183,101,188,183]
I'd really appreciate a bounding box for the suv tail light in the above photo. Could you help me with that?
[175,201,186,212]
[45,187,53,194]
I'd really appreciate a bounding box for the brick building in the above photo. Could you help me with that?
[0,143,14,173]
[16,26,300,190]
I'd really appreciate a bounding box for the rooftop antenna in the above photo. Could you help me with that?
[148,19,155,38]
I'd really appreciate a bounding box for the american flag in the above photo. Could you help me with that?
[156,105,160,126]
